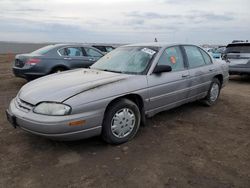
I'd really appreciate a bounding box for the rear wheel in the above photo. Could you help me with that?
[203,78,221,106]
[102,99,141,144]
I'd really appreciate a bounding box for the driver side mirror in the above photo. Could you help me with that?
[153,65,172,74]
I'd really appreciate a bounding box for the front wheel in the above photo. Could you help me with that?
[102,99,141,144]
[203,78,221,106]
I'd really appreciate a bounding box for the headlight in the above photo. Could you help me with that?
[33,102,71,116]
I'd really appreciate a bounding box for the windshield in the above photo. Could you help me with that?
[31,45,55,55]
[91,46,158,74]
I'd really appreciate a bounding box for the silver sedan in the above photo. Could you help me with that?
[6,43,229,144]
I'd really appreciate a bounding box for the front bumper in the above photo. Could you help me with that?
[6,98,103,141]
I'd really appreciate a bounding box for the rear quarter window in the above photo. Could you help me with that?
[31,45,55,55]
[200,49,213,65]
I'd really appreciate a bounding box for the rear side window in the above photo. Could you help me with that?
[84,48,103,57]
[226,43,250,53]
[184,46,206,68]
[58,47,84,57]
[200,49,212,65]
[157,46,184,71]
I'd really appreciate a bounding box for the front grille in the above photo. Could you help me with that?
[15,97,34,112]
[15,59,25,68]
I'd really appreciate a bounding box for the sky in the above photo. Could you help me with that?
[0,0,249,44]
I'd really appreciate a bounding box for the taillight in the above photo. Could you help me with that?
[26,58,41,65]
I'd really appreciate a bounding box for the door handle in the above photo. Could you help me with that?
[209,68,215,72]
[88,58,95,61]
[182,73,189,78]
[64,57,72,60]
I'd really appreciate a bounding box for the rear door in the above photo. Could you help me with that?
[147,46,191,114]
[58,47,90,68]
[182,45,214,98]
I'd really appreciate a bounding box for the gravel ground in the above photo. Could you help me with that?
[0,54,250,188]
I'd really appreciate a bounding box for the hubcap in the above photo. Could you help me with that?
[210,83,219,102]
[111,108,136,138]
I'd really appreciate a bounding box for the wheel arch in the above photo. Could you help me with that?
[104,94,146,125]
[213,74,223,87]
[50,65,69,73]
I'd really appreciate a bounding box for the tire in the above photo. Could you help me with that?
[25,76,35,82]
[203,78,221,106]
[51,67,66,74]
[102,99,141,144]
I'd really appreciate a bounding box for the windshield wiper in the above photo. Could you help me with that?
[102,69,123,73]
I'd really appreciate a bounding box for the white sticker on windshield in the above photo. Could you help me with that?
[141,48,156,56]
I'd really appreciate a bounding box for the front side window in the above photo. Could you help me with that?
[58,47,83,57]
[184,46,206,68]
[106,46,115,52]
[91,46,158,74]
[85,48,103,57]
[93,46,106,52]
[157,46,184,71]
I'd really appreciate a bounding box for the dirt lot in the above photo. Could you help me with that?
[0,54,250,188]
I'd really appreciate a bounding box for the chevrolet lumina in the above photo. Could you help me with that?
[6,43,229,144]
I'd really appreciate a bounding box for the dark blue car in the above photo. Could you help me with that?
[13,44,104,80]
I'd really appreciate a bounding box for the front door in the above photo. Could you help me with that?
[83,47,104,66]
[147,46,190,115]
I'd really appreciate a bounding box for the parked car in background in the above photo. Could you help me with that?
[208,47,226,59]
[203,47,212,52]
[92,45,115,53]
[232,40,248,43]
[13,44,104,80]
[6,43,229,144]
[222,42,250,75]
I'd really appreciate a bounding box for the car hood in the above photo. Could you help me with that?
[18,69,131,105]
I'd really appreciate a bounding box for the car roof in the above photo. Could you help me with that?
[92,45,114,47]
[50,43,94,48]
[123,43,195,48]
[227,42,250,47]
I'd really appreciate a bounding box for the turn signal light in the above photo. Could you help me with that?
[69,120,86,126]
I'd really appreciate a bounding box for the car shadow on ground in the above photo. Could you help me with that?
[229,75,250,83]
